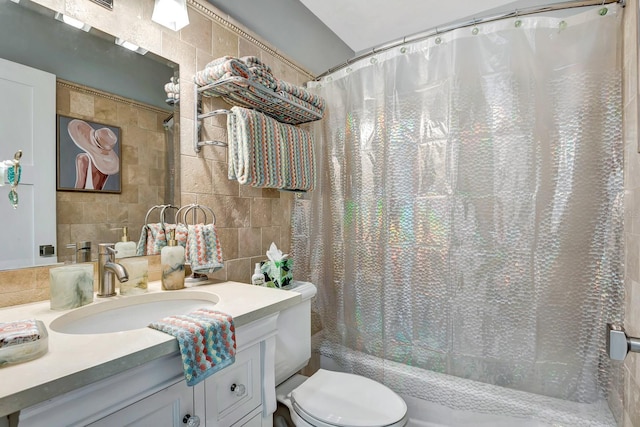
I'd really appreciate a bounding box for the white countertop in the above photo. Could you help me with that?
[0,280,301,417]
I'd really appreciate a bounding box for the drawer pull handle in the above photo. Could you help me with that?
[182,414,200,427]
[230,383,246,397]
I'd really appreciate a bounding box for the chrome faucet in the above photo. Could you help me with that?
[98,243,129,297]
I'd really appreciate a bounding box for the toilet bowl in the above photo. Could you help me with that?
[273,282,408,427]
[276,370,408,427]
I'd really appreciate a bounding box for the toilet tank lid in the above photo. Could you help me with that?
[287,281,317,301]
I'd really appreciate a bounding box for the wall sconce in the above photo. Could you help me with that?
[54,13,91,32]
[115,38,148,55]
[152,0,189,31]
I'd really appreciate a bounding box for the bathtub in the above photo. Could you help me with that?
[314,339,617,427]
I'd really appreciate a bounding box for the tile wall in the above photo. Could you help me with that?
[55,79,170,263]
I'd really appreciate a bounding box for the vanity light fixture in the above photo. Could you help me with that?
[54,13,91,32]
[151,0,189,32]
[115,38,148,55]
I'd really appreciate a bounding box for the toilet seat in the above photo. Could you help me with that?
[289,369,408,427]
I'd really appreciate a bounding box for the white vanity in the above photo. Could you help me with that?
[0,281,301,427]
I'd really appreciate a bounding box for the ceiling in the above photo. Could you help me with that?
[207,0,585,76]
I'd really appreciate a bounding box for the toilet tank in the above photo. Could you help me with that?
[275,281,317,386]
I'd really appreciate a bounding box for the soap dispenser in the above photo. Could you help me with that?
[251,263,265,286]
[161,229,185,290]
[114,227,136,259]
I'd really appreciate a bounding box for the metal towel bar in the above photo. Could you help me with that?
[607,323,640,360]
[194,109,231,152]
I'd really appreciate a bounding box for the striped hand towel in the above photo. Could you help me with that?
[186,223,224,274]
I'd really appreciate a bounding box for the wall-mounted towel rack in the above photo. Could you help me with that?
[193,76,323,153]
[193,109,231,153]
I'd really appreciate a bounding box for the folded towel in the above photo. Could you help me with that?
[276,79,326,111]
[195,58,251,87]
[186,223,224,274]
[247,67,278,90]
[277,91,325,118]
[149,309,236,386]
[227,106,315,191]
[205,55,236,69]
[240,55,273,74]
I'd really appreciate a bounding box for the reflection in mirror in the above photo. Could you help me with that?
[0,0,180,269]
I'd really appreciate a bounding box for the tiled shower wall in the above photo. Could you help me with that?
[0,0,312,305]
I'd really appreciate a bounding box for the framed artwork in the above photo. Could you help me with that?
[57,115,122,193]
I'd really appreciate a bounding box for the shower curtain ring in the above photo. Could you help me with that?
[434,27,442,44]
[471,20,480,35]
[400,37,408,53]
[599,0,608,15]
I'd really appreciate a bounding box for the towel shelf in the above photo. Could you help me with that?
[193,76,323,153]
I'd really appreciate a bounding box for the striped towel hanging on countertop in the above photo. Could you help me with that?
[227,106,315,191]
[149,309,236,386]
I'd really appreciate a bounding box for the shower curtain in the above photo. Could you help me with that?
[292,5,623,405]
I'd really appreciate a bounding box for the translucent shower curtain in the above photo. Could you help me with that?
[292,5,623,404]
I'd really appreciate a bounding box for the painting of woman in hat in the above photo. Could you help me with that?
[57,117,121,193]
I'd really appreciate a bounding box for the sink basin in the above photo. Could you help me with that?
[50,291,219,334]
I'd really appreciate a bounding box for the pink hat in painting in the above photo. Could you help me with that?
[67,119,120,175]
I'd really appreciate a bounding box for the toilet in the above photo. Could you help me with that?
[274,281,408,427]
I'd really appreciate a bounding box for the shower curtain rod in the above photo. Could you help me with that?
[315,0,625,80]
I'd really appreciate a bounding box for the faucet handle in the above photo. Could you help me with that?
[98,243,117,259]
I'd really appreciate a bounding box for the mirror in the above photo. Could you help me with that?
[0,0,180,269]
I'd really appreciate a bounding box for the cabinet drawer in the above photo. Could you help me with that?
[205,342,261,426]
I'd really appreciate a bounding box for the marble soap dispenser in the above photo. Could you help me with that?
[118,257,149,295]
[161,229,185,290]
[49,264,94,310]
[114,226,136,259]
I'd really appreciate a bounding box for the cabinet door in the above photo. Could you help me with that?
[204,343,262,427]
[88,380,195,427]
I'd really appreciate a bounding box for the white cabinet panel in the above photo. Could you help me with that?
[204,343,262,427]
[88,380,195,427]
